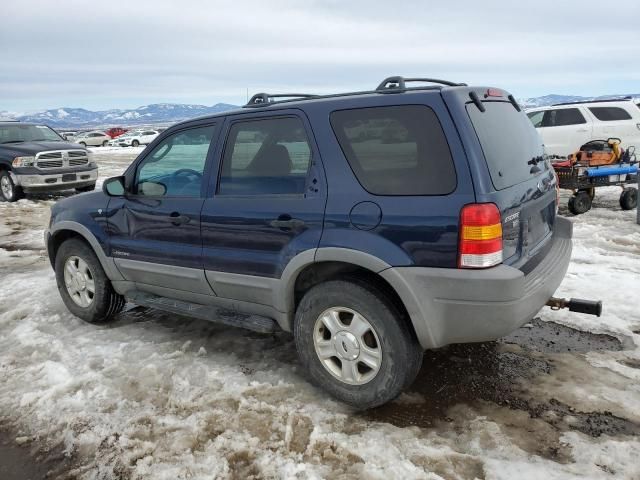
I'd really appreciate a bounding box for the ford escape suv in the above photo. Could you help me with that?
[46,77,572,408]
[0,121,98,201]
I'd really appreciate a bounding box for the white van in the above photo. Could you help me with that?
[526,99,640,158]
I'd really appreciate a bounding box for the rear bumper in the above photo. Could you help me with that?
[381,216,573,349]
[11,167,98,192]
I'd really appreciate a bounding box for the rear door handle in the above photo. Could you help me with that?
[270,214,305,230]
[168,212,190,225]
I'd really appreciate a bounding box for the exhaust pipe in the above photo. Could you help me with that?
[546,297,602,317]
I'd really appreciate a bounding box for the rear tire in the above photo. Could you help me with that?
[132,140,140,147]
[75,183,96,193]
[55,238,125,324]
[0,170,24,202]
[568,191,592,215]
[294,279,422,409]
[619,187,637,210]
[79,142,87,147]
[102,140,108,146]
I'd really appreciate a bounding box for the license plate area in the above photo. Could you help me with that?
[62,173,77,182]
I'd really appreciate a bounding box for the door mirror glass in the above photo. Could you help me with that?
[138,181,167,197]
[103,176,125,196]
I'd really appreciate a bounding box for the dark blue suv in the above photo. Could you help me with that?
[46,77,571,408]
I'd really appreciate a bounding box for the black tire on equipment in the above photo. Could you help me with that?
[568,191,592,215]
[55,238,125,324]
[619,187,637,210]
[294,279,423,409]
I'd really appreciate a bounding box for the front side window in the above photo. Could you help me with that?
[330,105,456,195]
[218,117,311,195]
[541,108,586,127]
[588,106,632,121]
[526,111,545,128]
[135,125,215,197]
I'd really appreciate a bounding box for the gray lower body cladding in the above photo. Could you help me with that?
[381,216,573,349]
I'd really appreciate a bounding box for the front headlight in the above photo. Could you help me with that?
[12,156,35,167]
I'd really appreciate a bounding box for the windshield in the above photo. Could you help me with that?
[0,124,64,144]
[467,101,545,190]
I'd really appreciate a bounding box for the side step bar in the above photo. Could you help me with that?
[127,291,278,333]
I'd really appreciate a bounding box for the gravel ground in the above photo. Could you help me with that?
[0,148,638,479]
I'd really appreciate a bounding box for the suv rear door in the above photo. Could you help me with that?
[587,104,640,150]
[532,107,592,157]
[200,110,326,303]
[458,93,557,269]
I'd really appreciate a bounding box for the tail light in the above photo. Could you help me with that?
[458,203,503,268]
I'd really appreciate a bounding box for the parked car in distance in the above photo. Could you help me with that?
[526,99,640,158]
[47,77,573,408]
[0,121,98,201]
[74,130,111,147]
[105,127,128,139]
[115,129,159,147]
[59,131,78,142]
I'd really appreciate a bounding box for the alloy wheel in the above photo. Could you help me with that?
[313,307,382,385]
[63,256,96,307]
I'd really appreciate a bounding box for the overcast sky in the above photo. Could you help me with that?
[2,0,639,112]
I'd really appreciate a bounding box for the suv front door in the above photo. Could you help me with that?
[536,107,592,157]
[107,124,218,296]
[200,112,325,305]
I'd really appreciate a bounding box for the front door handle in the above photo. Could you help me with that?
[169,212,190,225]
[270,214,305,230]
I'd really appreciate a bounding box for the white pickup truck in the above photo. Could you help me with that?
[526,99,640,158]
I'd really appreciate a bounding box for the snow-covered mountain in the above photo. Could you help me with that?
[10,103,238,128]
[5,93,640,127]
[518,93,640,109]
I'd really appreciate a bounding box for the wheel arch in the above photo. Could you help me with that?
[281,249,419,343]
[48,222,124,281]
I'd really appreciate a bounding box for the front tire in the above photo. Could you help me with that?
[79,142,87,147]
[102,140,108,147]
[55,238,125,324]
[294,279,422,409]
[132,140,140,147]
[0,170,24,202]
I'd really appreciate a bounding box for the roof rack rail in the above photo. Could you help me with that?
[245,92,318,108]
[376,76,466,92]
[551,96,633,107]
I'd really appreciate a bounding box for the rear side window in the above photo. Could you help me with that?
[467,101,545,191]
[541,108,586,127]
[588,106,632,121]
[218,117,311,195]
[330,105,456,195]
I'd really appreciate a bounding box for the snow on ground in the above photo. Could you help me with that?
[0,150,639,479]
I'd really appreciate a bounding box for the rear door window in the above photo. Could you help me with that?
[330,105,456,195]
[218,117,311,195]
[467,101,545,190]
[541,108,586,127]
[588,106,632,121]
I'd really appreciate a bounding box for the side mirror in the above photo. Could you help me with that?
[103,176,125,196]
